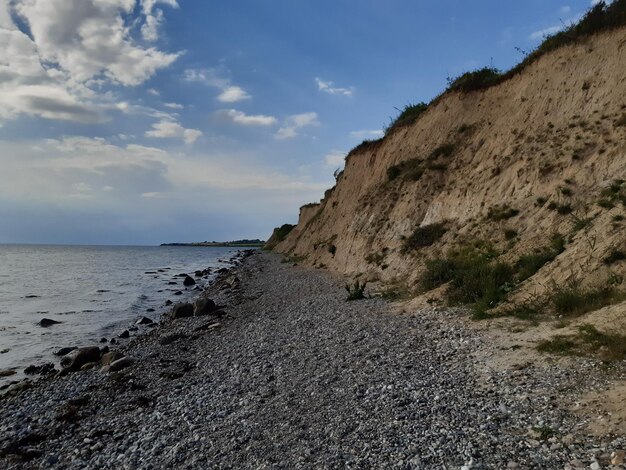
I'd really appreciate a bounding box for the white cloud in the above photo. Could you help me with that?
[275,112,319,140]
[315,77,354,97]
[147,88,160,96]
[145,119,202,144]
[218,109,277,126]
[529,25,562,40]
[0,0,180,124]
[164,102,183,109]
[350,129,384,139]
[184,68,251,103]
[324,150,346,167]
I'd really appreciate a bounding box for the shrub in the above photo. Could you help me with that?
[345,281,367,301]
[556,204,573,215]
[347,138,383,157]
[514,234,564,281]
[387,165,402,181]
[487,205,520,221]
[404,223,447,251]
[328,244,337,256]
[429,144,456,159]
[538,325,626,361]
[422,257,457,290]
[503,228,518,240]
[384,102,429,135]
[616,114,626,127]
[387,158,424,182]
[603,249,626,265]
[447,67,502,93]
[536,197,547,207]
[551,282,624,316]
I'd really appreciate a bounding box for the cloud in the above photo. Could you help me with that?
[147,88,160,96]
[324,150,346,167]
[350,129,384,139]
[275,113,320,139]
[145,119,202,143]
[0,0,180,124]
[183,68,251,103]
[164,102,183,109]
[218,109,277,126]
[275,112,320,140]
[529,25,562,40]
[315,77,354,97]
[560,6,572,14]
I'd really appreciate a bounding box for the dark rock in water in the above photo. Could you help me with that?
[0,369,17,377]
[173,291,183,296]
[136,316,154,325]
[61,347,101,371]
[194,270,203,277]
[24,295,40,299]
[146,308,155,313]
[167,281,177,285]
[165,299,173,306]
[183,275,196,286]
[54,346,77,357]
[100,346,109,355]
[158,269,165,272]
[171,303,193,319]
[193,297,216,316]
[118,330,130,339]
[129,326,138,332]
[144,271,157,274]
[109,356,133,372]
[217,267,229,274]
[24,363,55,375]
[101,351,124,366]
[39,318,61,327]
[110,338,117,345]
[177,273,188,277]
[99,337,108,343]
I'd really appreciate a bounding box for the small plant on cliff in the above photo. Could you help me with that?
[487,204,519,221]
[446,67,502,93]
[429,143,456,160]
[537,324,626,361]
[403,223,447,251]
[550,278,625,317]
[345,281,367,301]
[387,158,424,182]
[384,102,429,135]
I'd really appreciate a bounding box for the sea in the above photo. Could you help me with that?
[0,244,244,385]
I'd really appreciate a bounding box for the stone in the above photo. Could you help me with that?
[611,450,625,465]
[146,308,155,313]
[118,330,130,339]
[183,275,196,286]
[506,463,518,469]
[136,316,154,325]
[165,299,173,306]
[589,462,600,470]
[101,351,125,366]
[54,346,77,357]
[193,297,216,316]
[0,369,16,377]
[109,357,133,372]
[24,363,55,375]
[171,303,193,319]
[174,291,183,296]
[159,333,188,345]
[99,337,108,343]
[61,347,101,371]
[39,318,61,327]
[80,362,98,371]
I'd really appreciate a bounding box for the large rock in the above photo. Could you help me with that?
[193,297,216,316]
[39,318,61,327]
[171,303,193,319]
[60,347,101,371]
[0,369,16,377]
[183,275,196,286]
[101,351,124,366]
[109,357,133,372]
[24,363,55,375]
[136,316,154,325]
[54,346,77,357]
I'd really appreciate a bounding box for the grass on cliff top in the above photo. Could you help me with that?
[384,102,428,135]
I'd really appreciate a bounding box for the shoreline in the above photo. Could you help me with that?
[0,252,624,468]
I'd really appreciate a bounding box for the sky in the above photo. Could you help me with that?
[0,0,603,245]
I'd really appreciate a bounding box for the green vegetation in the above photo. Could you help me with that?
[387,158,424,182]
[503,228,518,240]
[570,214,593,232]
[487,205,520,221]
[515,234,565,282]
[551,280,625,317]
[616,113,626,127]
[273,224,295,242]
[404,223,447,251]
[537,324,626,361]
[346,138,383,157]
[429,143,456,159]
[535,197,547,207]
[328,244,337,256]
[345,281,367,301]
[384,102,429,135]
[597,179,626,209]
[446,67,502,93]
[604,249,626,265]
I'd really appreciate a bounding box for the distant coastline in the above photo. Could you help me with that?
[160,239,265,247]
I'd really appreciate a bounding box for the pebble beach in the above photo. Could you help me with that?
[0,251,624,469]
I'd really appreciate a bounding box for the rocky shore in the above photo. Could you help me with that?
[0,252,624,469]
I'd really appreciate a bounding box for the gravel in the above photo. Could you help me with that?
[0,251,624,469]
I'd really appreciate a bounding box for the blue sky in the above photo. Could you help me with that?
[0,0,600,244]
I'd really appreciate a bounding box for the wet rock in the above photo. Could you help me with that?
[110,338,117,345]
[109,357,133,372]
[80,362,98,371]
[183,275,196,286]
[39,318,61,327]
[171,303,193,319]
[136,316,154,325]
[0,369,16,377]
[54,346,77,357]
[173,291,183,296]
[193,297,216,316]
[99,337,108,343]
[146,308,155,313]
[165,299,173,306]
[24,363,55,375]
[60,346,101,371]
[167,281,177,285]
[118,330,130,339]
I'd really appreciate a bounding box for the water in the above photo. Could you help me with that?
[0,244,243,383]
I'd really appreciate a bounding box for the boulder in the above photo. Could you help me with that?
[136,316,154,325]
[39,318,61,327]
[173,291,183,296]
[165,299,173,306]
[54,346,77,357]
[118,330,130,339]
[101,351,124,366]
[171,303,193,319]
[109,357,133,372]
[61,347,101,371]
[193,297,216,316]
[183,275,196,286]
[0,369,16,377]
[24,363,55,375]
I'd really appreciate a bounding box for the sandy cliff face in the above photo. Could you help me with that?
[274,27,626,308]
